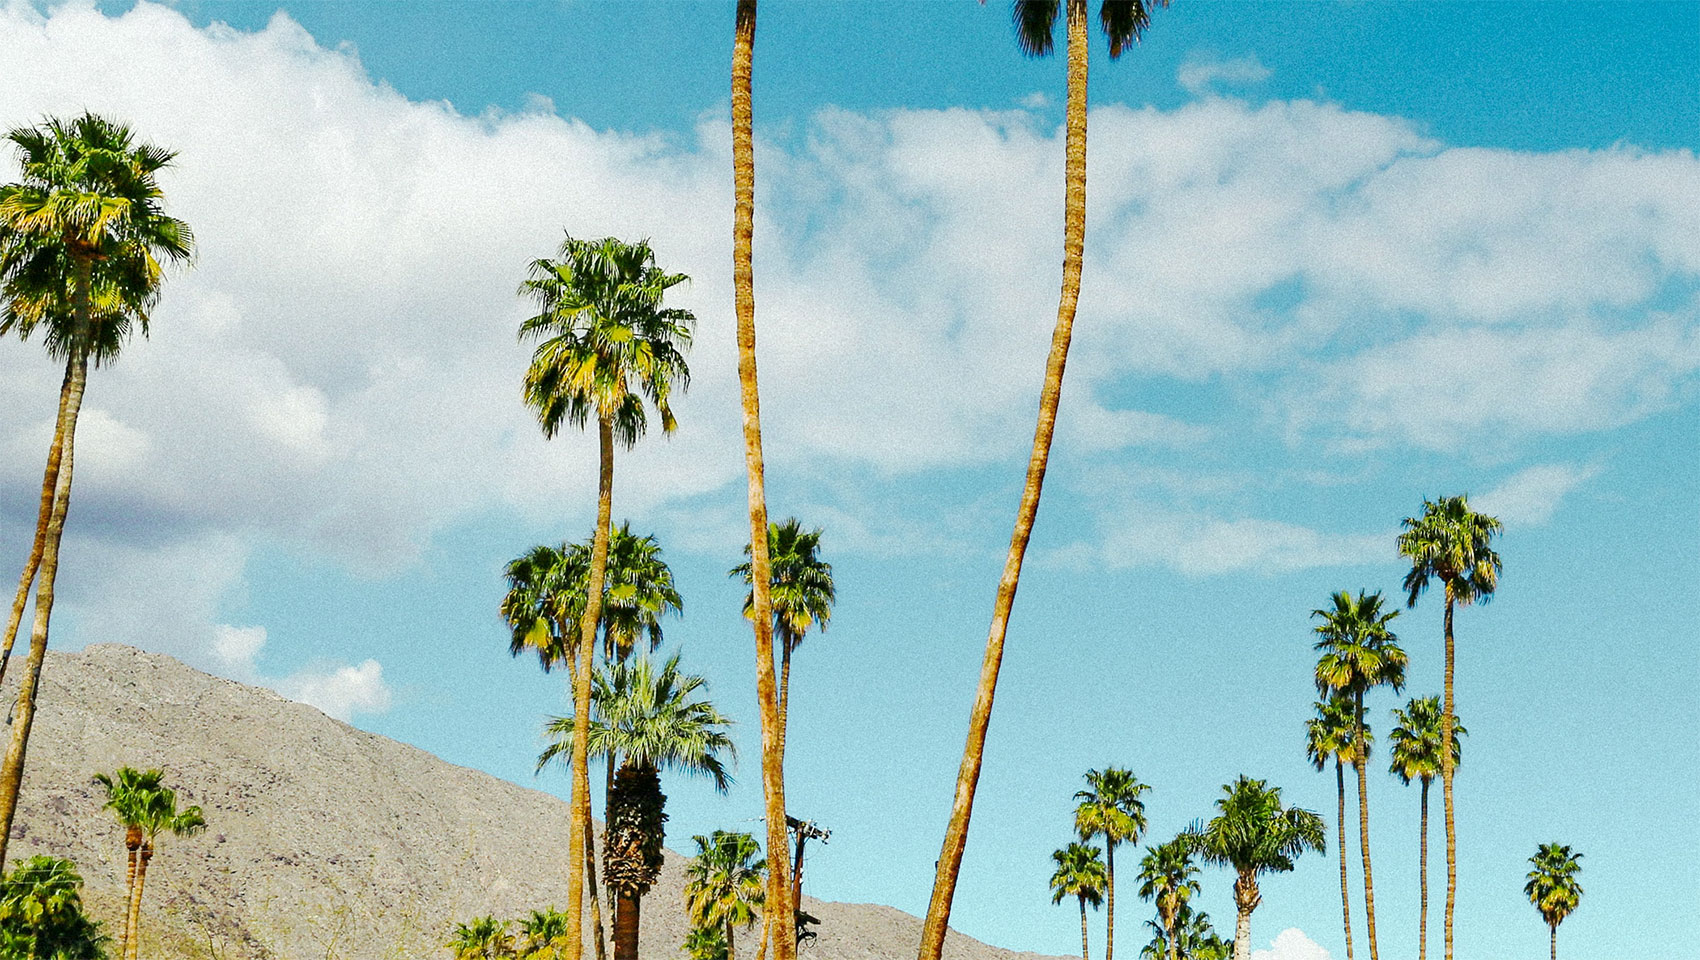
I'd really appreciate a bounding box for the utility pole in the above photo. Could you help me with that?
[786,815,830,927]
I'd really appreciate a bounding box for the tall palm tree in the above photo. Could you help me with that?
[1136,835,1198,960]
[1304,697,1359,960]
[1139,904,1228,960]
[1050,842,1108,960]
[730,519,834,750]
[685,831,765,960]
[541,654,734,960]
[1074,767,1148,960]
[1389,697,1464,960]
[449,917,515,960]
[124,784,204,960]
[1312,590,1405,960]
[93,767,165,959]
[0,856,108,960]
[1189,776,1325,960]
[921,5,1167,955]
[728,4,794,952]
[1397,496,1500,960]
[517,908,571,960]
[1523,844,1581,960]
[0,114,194,862]
[519,234,693,958]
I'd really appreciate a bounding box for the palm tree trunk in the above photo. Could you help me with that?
[1078,894,1090,960]
[606,748,618,923]
[565,416,615,960]
[1418,778,1430,960]
[1441,587,1457,960]
[1233,905,1251,960]
[1232,873,1259,960]
[778,636,792,755]
[1104,843,1115,960]
[727,919,738,960]
[920,5,1089,955]
[586,820,607,960]
[1549,922,1556,960]
[1354,697,1380,960]
[118,834,140,959]
[731,6,794,960]
[127,843,153,960]
[0,367,72,690]
[0,256,91,864]
[1336,761,1354,960]
[1162,903,1177,960]
[612,889,638,960]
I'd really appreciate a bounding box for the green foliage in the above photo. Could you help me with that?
[681,926,727,960]
[1389,696,1466,785]
[730,518,835,657]
[446,915,513,960]
[1189,776,1326,878]
[1397,495,1503,608]
[92,767,164,835]
[1311,590,1406,707]
[1524,843,1583,931]
[683,831,765,935]
[1305,696,1361,770]
[515,908,570,959]
[1074,767,1149,850]
[1140,904,1228,960]
[1010,1,1166,60]
[0,857,108,960]
[1048,842,1107,908]
[1136,835,1199,934]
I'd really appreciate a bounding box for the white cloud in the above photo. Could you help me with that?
[1251,928,1332,960]
[1178,55,1272,96]
[1096,506,1391,576]
[212,623,267,673]
[276,658,393,722]
[1476,463,1602,527]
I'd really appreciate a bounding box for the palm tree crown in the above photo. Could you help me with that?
[1524,844,1583,930]
[1312,590,1406,703]
[502,526,683,672]
[1397,496,1502,608]
[1050,842,1108,907]
[1013,0,1165,59]
[1388,696,1464,786]
[448,916,514,960]
[731,518,834,658]
[684,831,765,935]
[1305,696,1361,771]
[1075,767,1149,852]
[1192,777,1326,879]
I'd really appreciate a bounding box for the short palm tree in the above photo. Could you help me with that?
[1136,835,1198,960]
[1075,767,1149,960]
[1312,590,1405,960]
[1524,844,1581,960]
[542,654,733,960]
[518,234,693,958]
[682,925,728,960]
[449,916,515,960]
[730,518,834,748]
[1305,697,1360,960]
[1398,495,1500,960]
[1190,777,1326,960]
[517,908,571,960]
[0,113,193,862]
[1389,696,1464,960]
[923,5,1169,954]
[1139,904,1229,960]
[124,785,205,960]
[1050,842,1108,960]
[93,767,165,959]
[0,856,108,960]
[684,831,764,960]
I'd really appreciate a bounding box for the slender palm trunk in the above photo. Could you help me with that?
[778,636,792,754]
[1336,761,1354,960]
[1078,893,1090,960]
[565,417,615,960]
[920,6,1089,956]
[731,7,793,960]
[126,843,153,960]
[0,258,91,865]
[1354,697,1380,960]
[117,835,140,959]
[1418,778,1430,960]
[1548,923,1556,960]
[0,368,72,689]
[1104,843,1115,960]
[1441,587,1456,960]
[726,919,738,960]
[1162,902,1177,960]
[587,820,607,960]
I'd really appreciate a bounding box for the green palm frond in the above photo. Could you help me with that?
[1524,843,1583,929]
[1073,766,1148,848]
[1049,842,1107,907]
[1189,776,1325,878]
[1389,696,1465,785]
[731,518,835,656]
[1397,495,1503,608]
[684,831,765,932]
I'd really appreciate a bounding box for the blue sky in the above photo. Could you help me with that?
[2,1,1696,958]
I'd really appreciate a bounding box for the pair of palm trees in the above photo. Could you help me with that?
[0,114,195,865]
[92,767,206,960]
[448,909,575,960]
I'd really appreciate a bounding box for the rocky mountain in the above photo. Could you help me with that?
[6,645,1069,960]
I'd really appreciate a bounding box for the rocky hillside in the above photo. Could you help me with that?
[6,645,1069,960]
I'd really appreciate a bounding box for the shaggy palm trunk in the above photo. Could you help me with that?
[1441,587,1457,960]
[1078,893,1090,960]
[565,416,615,960]
[1336,761,1354,960]
[0,257,92,865]
[731,6,794,960]
[1231,871,1259,960]
[1104,844,1115,960]
[126,843,153,960]
[920,5,1089,956]
[0,368,72,689]
[1162,902,1177,960]
[118,831,141,959]
[1354,697,1380,960]
[1418,778,1430,960]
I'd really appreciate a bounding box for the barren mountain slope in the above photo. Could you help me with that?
[7,645,1070,960]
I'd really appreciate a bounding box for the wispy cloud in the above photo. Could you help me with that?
[1476,462,1603,527]
[1178,54,1272,96]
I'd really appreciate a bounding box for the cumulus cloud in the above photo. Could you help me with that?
[275,658,393,722]
[1251,929,1332,960]
[1476,463,1602,527]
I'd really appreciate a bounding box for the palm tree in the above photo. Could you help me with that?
[1304,697,1359,960]
[730,519,834,750]
[1389,696,1464,960]
[0,114,194,862]
[1190,776,1326,960]
[1397,496,1501,960]
[1136,836,1198,960]
[683,926,729,960]
[921,5,1168,954]
[1312,590,1405,960]
[1139,904,1229,960]
[684,831,765,960]
[728,4,794,951]
[93,767,165,959]
[0,856,108,960]
[541,654,734,960]
[123,785,204,960]
[1523,844,1581,960]
[1074,768,1148,960]
[518,234,693,958]
[1050,842,1108,960]
[449,917,515,960]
